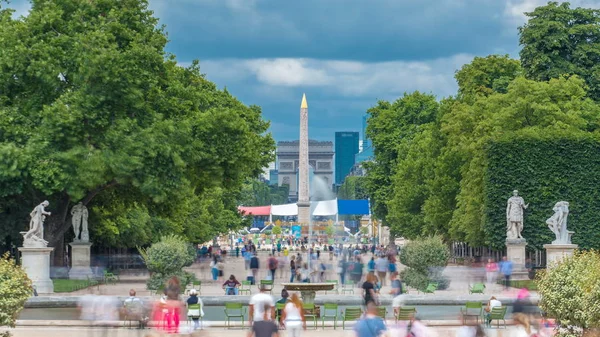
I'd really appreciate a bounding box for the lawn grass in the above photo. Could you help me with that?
[52,279,95,293]
[497,279,538,291]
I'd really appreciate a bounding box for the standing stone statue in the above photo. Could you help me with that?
[546,201,571,244]
[506,190,528,240]
[22,200,51,247]
[71,202,89,242]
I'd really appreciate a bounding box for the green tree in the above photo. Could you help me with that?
[239,180,290,206]
[139,235,196,291]
[520,2,600,101]
[0,253,32,337]
[365,92,439,224]
[0,0,274,262]
[271,225,282,236]
[444,76,600,244]
[337,176,368,200]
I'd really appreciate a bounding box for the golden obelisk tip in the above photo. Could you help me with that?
[300,93,308,109]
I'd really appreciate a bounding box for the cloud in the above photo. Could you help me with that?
[504,0,600,25]
[200,54,473,99]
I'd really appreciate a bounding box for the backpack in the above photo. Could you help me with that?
[268,258,277,270]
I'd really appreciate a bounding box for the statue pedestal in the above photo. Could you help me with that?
[18,247,54,294]
[544,243,578,267]
[68,242,94,280]
[505,239,529,280]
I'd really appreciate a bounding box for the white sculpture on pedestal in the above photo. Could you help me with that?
[21,201,51,248]
[506,190,528,240]
[546,201,572,244]
[71,202,89,242]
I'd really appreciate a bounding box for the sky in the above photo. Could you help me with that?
[7,0,600,142]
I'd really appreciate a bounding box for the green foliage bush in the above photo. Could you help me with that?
[0,253,32,337]
[484,135,600,250]
[537,250,600,337]
[139,235,196,290]
[399,236,451,290]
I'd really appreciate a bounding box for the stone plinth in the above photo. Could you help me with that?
[505,239,529,280]
[18,247,54,294]
[297,201,311,225]
[68,242,93,280]
[544,243,578,267]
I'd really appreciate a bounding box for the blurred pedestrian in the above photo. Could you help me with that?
[485,259,498,286]
[500,256,513,290]
[513,313,536,337]
[375,255,388,286]
[268,254,278,281]
[362,273,378,306]
[249,284,275,325]
[282,293,306,337]
[354,301,386,337]
[289,256,297,283]
[250,252,260,284]
[248,303,280,337]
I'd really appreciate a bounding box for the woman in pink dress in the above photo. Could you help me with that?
[485,259,498,285]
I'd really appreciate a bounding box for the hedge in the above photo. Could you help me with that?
[484,136,600,250]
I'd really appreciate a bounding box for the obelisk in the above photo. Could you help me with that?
[297,93,310,224]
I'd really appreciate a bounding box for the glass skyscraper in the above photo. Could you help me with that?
[335,131,360,185]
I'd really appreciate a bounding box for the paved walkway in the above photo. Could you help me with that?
[8,326,527,337]
[60,251,520,299]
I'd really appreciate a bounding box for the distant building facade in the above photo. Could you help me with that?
[269,169,279,186]
[355,115,374,163]
[335,132,360,185]
[277,140,334,202]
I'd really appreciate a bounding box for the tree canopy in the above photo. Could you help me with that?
[0,0,274,260]
[520,2,600,101]
[366,8,600,248]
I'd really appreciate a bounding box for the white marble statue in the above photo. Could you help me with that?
[506,190,528,240]
[546,201,571,244]
[71,202,89,242]
[21,200,51,247]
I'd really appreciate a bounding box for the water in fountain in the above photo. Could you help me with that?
[310,175,336,201]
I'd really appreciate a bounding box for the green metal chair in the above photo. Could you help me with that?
[186,303,203,330]
[342,307,362,329]
[422,282,438,294]
[224,302,246,329]
[341,280,355,294]
[123,301,145,329]
[487,306,507,328]
[239,280,252,295]
[302,303,318,329]
[103,270,118,284]
[275,302,286,323]
[469,283,485,294]
[321,303,339,329]
[259,279,274,294]
[325,280,339,294]
[461,301,483,324]
[192,280,202,295]
[377,306,387,319]
[395,307,416,324]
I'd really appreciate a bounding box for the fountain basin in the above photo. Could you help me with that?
[282,283,335,305]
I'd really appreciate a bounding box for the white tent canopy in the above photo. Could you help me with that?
[270,203,298,216]
[312,199,338,216]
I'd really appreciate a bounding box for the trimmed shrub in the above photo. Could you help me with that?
[0,253,32,337]
[139,235,196,291]
[537,250,600,337]
[399,236,451,290]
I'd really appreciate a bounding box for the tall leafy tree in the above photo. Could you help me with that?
[364,92,438,224]
[0,0,274,262]
[520,2,600,100]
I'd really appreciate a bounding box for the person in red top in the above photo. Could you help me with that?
[267,254,278,281]
[485,258,498,286]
